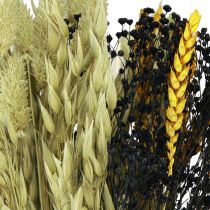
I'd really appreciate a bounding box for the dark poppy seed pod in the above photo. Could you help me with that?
[116,32,122,39]
[118,50,124,57]
[201,27,208,34]
[163,5,172,13]
[160,18,169,25]
[205,34,210,42]
[119,68,124,74]
[121,30,128,37]
[126,19,133,25]
[64,18,70,25]
[143,7,155,14]
[106,34,112,43]
[111,50,117,58]
[74,13,81,22]
[118,18,127,25]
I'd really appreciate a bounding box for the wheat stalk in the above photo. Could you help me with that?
[166,9,201,176]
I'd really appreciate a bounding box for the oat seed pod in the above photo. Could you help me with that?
[83,158,94,183]
[102,182,115,210]
[166,10,201,176]
[89,29,101,59]
[73,186,84,210]
[82,121,93,160]
[38,98,55,134]
[29,170,38,202]
[89,149,102,176]
[48,22,60,52]
[88,79,98,115]
[92,55,104,91]
[62,142,73,182]
[42,140,57,173]
[64,92,72,126]
[49,0,69,37]
[23,144,33,180]
[106,75,117,110]
[57,37,68,66]
[0,150,7,172]
[45,57,59,89]
[68,46,80,76]
[18,169,27,207]
[94,0,107,39]
[48,82,62,114]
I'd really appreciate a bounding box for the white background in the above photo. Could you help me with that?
[24,0,210,36]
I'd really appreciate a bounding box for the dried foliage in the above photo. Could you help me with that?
[0,1,210,210]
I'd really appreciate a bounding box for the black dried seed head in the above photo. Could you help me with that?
[69,34,73,40]
[160,18,169,25]
[68,26,76,33]
[111,50,117,58]
[201,28,208,34]
[106,34,112,43]
[169,22,176,29]
[126,19,133,25]
[118,50,124,57]
[129,52,134,58]
[128,40,135,47]
[119,68,124,74]
[205,34,210,42]
[172,12,181,21]
[161,14,165,18]
[64,19,70,25]
[107,45,111,52]
[121,30,128,37]
[130,30,138,38]
[116,32,122,39]
[163,5,172,13]
[118,18,127,25]
[74,14,81,22]
[144,7,155,14]
[153,21,160,28]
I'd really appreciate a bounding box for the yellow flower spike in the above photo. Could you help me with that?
[182,49,194,64]
[166,107,177,122]
[189,9,201,28]
[191,23,200,34]
[173,114,184,131]
[171,133,179,144]
[166,141,173,151]
[171,146,176,156]
[186,33,198,49]
[175,98,187,114]
[170,69,180,89]
[154,1,162,22]
[167,151,174,161]
[168,165,173,176]
[174,53,183,72]
[168,86,178,107]
[166,120,175,137]
[176,81,188,98]
[178,66,190,82]
[184,22,191,41]
[179,37,186,56]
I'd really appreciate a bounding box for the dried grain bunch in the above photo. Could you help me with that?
[107,3,210,210]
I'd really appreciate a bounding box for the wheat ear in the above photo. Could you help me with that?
[166,10,201,176]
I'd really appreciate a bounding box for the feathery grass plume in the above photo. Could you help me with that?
[0,0,18,56]
[0,54,31,135]
[16,0,34,53]
[30,9,48,90]
[166,10,201,176]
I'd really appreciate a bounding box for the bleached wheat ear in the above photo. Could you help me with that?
[166,10,201,176]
